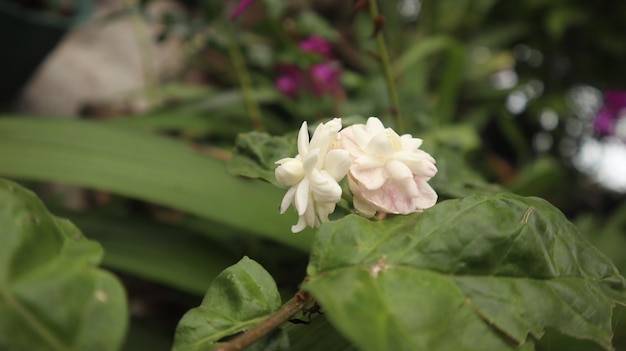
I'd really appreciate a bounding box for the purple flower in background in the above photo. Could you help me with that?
[275,35,343,98]
[275,65,304,97]
[594,90,626,136]
[298,35,334,59]
[310,62,341,96]
[230,0,255,20]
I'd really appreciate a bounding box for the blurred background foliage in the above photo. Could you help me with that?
[1,0,626,349]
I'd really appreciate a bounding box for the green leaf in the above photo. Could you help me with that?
[303,194,626,351]
[173,257,285,351]
[284,314,358,351]
[0,178,128,351]
[64,213,237,296]
[0,117,313,251]
[227,131,296,186]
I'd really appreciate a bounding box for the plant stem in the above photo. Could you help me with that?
[214,291,313,351]
[368,0,404,133]
[227,24,265,131]
[128,0,157,103]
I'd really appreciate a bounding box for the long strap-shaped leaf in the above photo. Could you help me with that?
[0,117,311,251]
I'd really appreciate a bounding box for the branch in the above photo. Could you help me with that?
[368,0,404,133]
[213,291,313,351]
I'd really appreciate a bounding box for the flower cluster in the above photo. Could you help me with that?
[275,117,438,232]
[275,35,342,98]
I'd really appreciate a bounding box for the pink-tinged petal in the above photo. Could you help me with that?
[280,186,297,214]
[343,125,374,156]
[324,149,351,181]
[295,178,310,215]
[291,216,307,233]
[414,149,436,163]
[365,133,394,157]
[230,0,255,19]
[362,182,415,214]
[394,152,437,178]
[297,121,309,156]
[391,177,420,198]
[350,166,386,190]
[385,160,413,180]
[412,177,438,209]
[365,117,385,134]
[338,126,358,154]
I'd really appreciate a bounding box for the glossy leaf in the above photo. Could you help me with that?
[304,193,626,351]
[227,131,296,186]
[0,117,312,251]
[0,178,128,351]
[173,256,285,351]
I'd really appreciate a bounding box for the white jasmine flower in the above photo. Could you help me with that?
[275,118,351,232]
[340,117,438,216]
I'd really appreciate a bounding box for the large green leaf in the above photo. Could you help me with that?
[0,178,128,351]
[173,256,286,351]
[65,213,238,295]
[0,117,313,251]
[303,194,626,351]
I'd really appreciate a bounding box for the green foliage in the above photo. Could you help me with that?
[303,194,626,351]
[0,178,128,351]
[227,131,297,186]
[0,117,312,251]
[3,0,626,349]
[172,257,286,351]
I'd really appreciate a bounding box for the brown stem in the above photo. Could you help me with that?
[213,291,313,351]
[368,0,404,133]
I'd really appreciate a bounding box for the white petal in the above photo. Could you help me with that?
[310,170,342,203]
[302,149,319,174]
[291,216,308,233]
[353,194,376,218]
[295,178,310,215]
[366,117,385,133]
[303,201,317,227]
[352,125,373,148]
[297,121,309,156]
[309,118,341,151]
[275,159,304,186]
[315,202,335,223]
[324,149,351,181]
[365,134,394,156]
[279,186,296,214]
[400,135,422,150]
[354,155,384,169]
